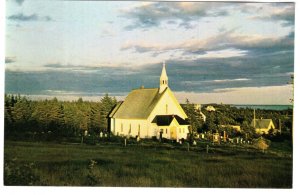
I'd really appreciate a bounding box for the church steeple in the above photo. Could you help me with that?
[159,61,168,93]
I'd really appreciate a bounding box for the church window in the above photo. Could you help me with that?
[166,129,168,134]
[183,129,185,133]
[129,124,131,133]
[179,128,181,133]
[138,124,141,136]
[166,104,168,114]
[121,123,123,132]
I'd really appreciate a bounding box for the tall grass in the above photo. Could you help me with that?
[4,140,292,187]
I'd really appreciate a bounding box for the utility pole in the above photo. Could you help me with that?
[279,119,282,134]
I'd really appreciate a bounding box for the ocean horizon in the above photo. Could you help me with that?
[232,104,293,111]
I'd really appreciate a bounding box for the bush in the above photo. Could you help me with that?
[4,160,40,185]
[253,137,271,152]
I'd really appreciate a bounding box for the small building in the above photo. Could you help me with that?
[220,125,241,132]
[251,119,275,134]
[206,105,216,112]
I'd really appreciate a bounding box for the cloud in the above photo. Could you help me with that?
[101,28,116,37]
[5,57,16,64]
[43,63,140,75]
[14,0,25,6]
[121,2,230,30]
[8,13,38,21]
[213,78,251,83]
[44,63,107,70]
[44,63,101,72]
[8,13,53,22]
[6,53,293,104]
[121,29,293,59]
[44,63,70,69]
[245,3,295,26]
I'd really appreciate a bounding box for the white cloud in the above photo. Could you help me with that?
[197,48,248,59]
[182,78,251,86]
[212,78,251,83]
[121,2,231,30]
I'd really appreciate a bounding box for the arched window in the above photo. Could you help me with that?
[138,124,141,136]
[121,123,123,132]
[166,104,168,114]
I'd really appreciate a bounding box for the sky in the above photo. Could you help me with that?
[4,0,295,104]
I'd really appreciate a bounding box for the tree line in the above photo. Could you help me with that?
[4,94,293,142]
[4,94,117,141]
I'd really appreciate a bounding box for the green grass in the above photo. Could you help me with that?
[4,140,292,187]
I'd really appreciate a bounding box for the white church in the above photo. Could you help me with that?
[108,62,190,141]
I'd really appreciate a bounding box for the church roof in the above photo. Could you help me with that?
[110,88,167,119]
[152,115,189,126]
[251,119,274,129]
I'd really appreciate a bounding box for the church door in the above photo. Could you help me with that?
[170,126,177,140]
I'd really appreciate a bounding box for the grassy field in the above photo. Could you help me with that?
[4,139,293,188]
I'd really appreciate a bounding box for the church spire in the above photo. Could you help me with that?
[159,61,168,93]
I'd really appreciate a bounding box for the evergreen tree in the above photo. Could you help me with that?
[99,94,117,131]
[11,96,32,134]
[48,98,65,136]
[89,102,101,135]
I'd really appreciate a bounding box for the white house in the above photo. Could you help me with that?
[206,105,216,112]
[108,62,189,141]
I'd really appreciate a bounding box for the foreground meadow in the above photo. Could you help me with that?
[4,140,292,187]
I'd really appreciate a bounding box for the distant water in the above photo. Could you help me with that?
[233,105,293,111]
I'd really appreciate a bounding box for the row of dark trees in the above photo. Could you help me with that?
[4,94,293,142]
[182,100,293,140]
[4,94,117,141]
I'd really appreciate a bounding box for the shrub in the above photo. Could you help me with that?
[4,160,40,186]
[253,137,271,153]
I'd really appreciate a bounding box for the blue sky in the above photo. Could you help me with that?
[4,0,295,104]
